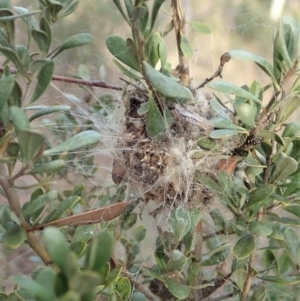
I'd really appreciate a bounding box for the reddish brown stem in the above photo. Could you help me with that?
[0,67,122,91]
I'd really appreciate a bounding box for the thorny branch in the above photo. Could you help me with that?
[0,67,122,91]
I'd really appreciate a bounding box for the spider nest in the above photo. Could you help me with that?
[112,89,242,209]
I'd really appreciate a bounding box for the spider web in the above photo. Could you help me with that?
[1,0,300,299]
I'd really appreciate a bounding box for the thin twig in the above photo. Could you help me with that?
[171,0,190,85]
[0,67,122,91]
[193,53,231,91]
[9,165,29,182]
[203,229,234,241]
[0,164,52,265]
[203,292,235,301]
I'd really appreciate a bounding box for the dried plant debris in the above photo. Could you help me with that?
[111,89,248,209]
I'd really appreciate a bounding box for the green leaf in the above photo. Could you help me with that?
[209,129,246,139]
[137,102,149,115]
[234,235,255,259]
[282,122,300,138]
[8,80,22,107]
[150,0,166,31]
[85,230,114,273]
[14,6,39,28]
[249,221,273,236]
[259,275,300,285]
[278,95,300,122]
[217,170,234,197]
[229,50,279,91]
[145,32,163,67]
[51,33,93,58]
[146,95,166,141]
[133,4,148,33]
[28,105,71,122]
[282,17,299,62]
[188,21,211,34]
[72,225,95,243]
[32,29,49,55]
[23,191,58,224]
[257,129,285,146]
[166,250,187,272]
[116,277,131,301]
[131,292,147,301]
[232,269,247,291]
[201,246,230,266]
[113,59,143,80]
[0,76,14,111]
[29,159,66,174]
[208,81,262,104]
[2,224,26,249]
[187,262,201,285]
[106,35,140,70]
[180,35,193,58]
[210,117,246,131]
[235,102,256,127]
[194,172,223,195]
[70,271,100,296]
[271,153,298,182]
[112,0,130,24]
[30,59,54,103]
[142,61,192,103]
[40,16,51,42]
[47,0,63,22]
[246,184,275,208]
[44,130,102,156]
[44,227,70,275]
[55,291,80,301]
[0,8,14,45]
[59,1,79,18]
[0,46,28,79]
[42,195,81,224]
[17,129,45,163]
[210,97,232,120]
[283,205,300,218]
[165,279,189,300]
[13,275,55,301]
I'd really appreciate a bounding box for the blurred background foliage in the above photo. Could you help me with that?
[12,0,300,88]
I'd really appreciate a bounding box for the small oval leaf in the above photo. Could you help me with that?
[234,235,255,259]
[43,130,102,156]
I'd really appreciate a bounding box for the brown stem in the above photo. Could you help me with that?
[193,53,231,91]
[0,164,52,265]
[203,292,235,301]
[0,67,122,91]
[242,207,264,301]
[171,0,190,85]
[203,229,235,241]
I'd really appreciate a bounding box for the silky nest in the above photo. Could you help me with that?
[111,88,244,211]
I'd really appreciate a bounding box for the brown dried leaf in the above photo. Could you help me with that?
[216,156,241,175]
[30,201,133,231]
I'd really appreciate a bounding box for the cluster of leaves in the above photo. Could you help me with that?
[106,2,300,300]
[107,0,211,141]
[0,0,103,246]
[11,228,132,301]
[0,0,135,299]
[0,0,300,301]
[195,16,300,300]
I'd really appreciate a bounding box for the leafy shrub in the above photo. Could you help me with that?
[0,1,299,301]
